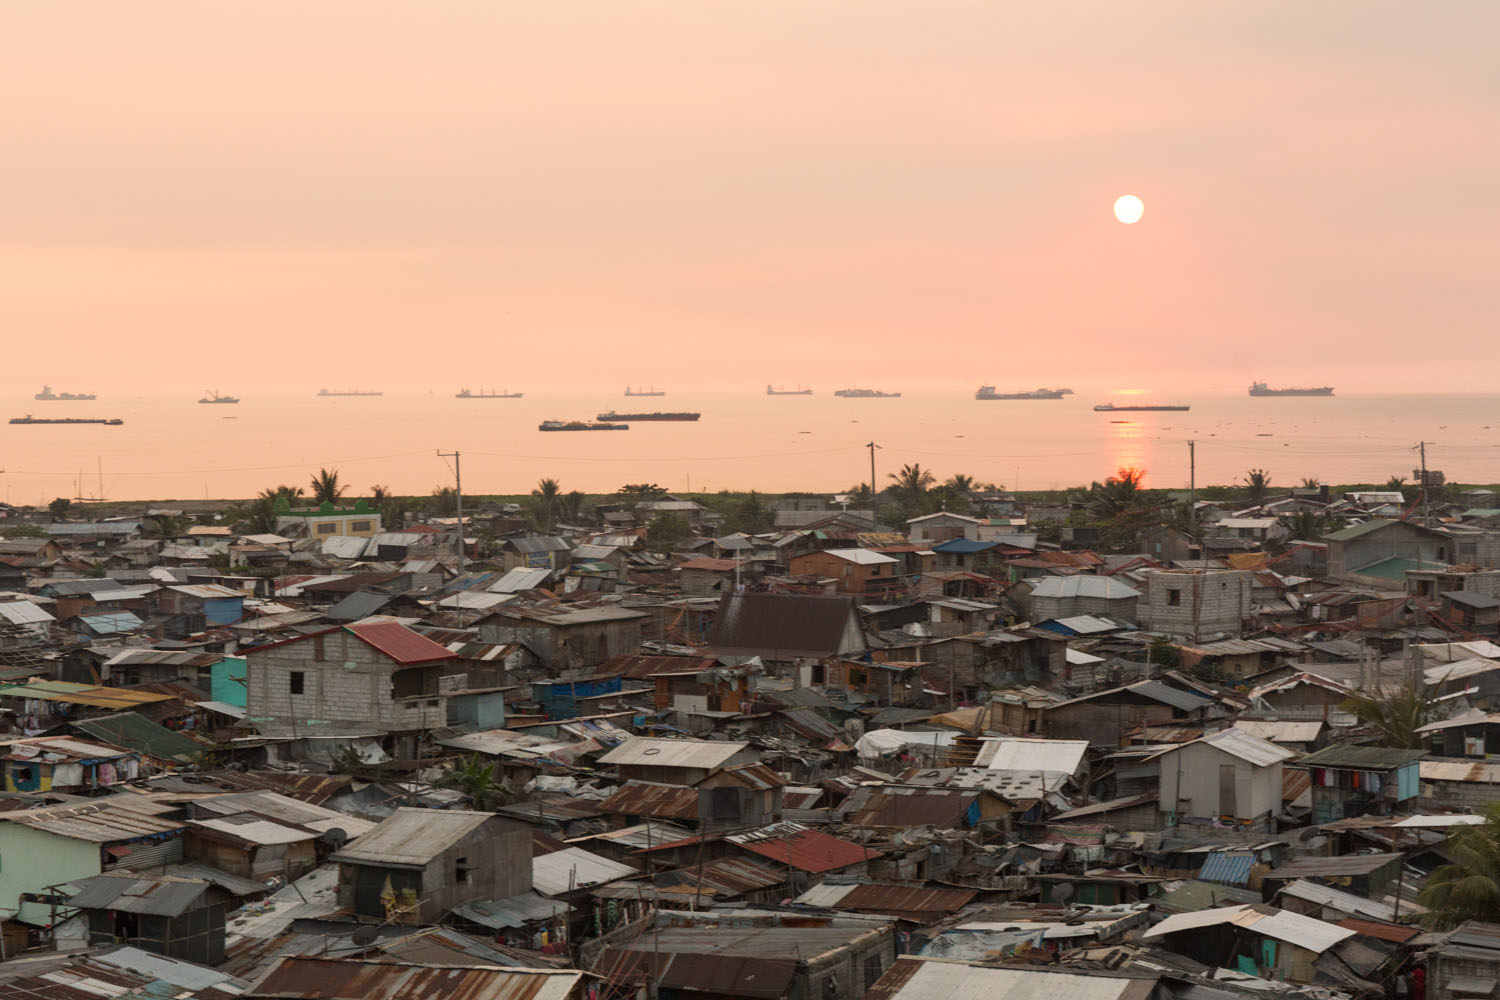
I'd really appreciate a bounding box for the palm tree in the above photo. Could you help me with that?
[528,478,562,530]
[1285,509,1334,541]
[1244,468,1272,501]
[440,755,516,810]
[1420,802,1500,929]
[887,464,936,508]
[559,490,588,525]
[145,515,183,539]
[945,473,976,493]
[1341,684,1444,750]
[1299,477,1320,489]
[309,468,345,505]
[370,484,392,503]
[1088,466,1148,516]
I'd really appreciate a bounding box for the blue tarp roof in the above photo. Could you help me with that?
[931,538,997,554]
[1198,851,1255,886]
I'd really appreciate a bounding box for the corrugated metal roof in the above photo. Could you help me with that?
[1028,576,1141,599]
[190,816,317,846]
[596,781,700,821]
[1337,917,1418,943]
[344,621,457,665]
[452,891,568,929]
[66,872,210,915]
[865,957,1150,1000]
[1232,719,1325,743]
[1198,851,1256,886]
[0,679,177,709]
[1144,903,1355,953]
[531,846,636,896]
[974,737,1089,775]
[332,808,495,867]
[1194,727,1296,766]
[245,956,582,1000]
[794,880,976,916]
[488,568,554,593]
[727,821,883,873]
[598,736,748,770]
[1269,853,1402,879]
[5,801,184,843]
[705,592,861,658]
[73,711,205,761]
[1278,879,1397,921]
[0,600,55,625]
[1294,744,1426,770]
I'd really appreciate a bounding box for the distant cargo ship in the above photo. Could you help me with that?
[539,420,629,431]
[767,384,813,395]
[1094,402,1190,412]
[597,411,701,422]
[318,389,383,397]
[834,388,901,398]
[457,388,522,398]
[976,386,1073,400]
[625,386,666,397]
[1249,381,1334,397]
[11,415,122,425]
[35,385,96,401]
[199,391,239,404]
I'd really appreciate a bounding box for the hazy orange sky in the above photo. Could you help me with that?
[3,3,1497,395]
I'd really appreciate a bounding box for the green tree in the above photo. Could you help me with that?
[1086,466,1148,516]
[1341,684,1444,750]
[0,524,47,539]
[239,496,279,534]
[1244,468,1272,501]
[646,512,693,551]
[527,478,562,531]
[886,463,936,512]
[925,484,971,515]
[370,484,393,503]
[1285,510,1335,541]
[1419,802,1500,929]
[48,497,72,519]
[440,755,516,810]
[558,490,588,525]
[259,484,304,503]
[145,515,183,539]
[945,473,976,493]
[1300,477,1321,489]
[309,468,345,505]
[428,486,459,516]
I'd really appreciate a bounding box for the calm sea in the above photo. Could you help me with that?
[1,390,1496,503]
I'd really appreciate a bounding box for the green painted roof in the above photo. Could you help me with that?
[1462,509,1500,518]
[1326,519,1401,542]
[1294,744,1425,770]
[1352,556,1449,580]
[72,711,205,762]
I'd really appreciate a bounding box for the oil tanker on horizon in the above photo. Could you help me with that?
[35,385,96,401]
[597,411,701,422]
[1249,381,1334,397]
[539,420,629,431]
[11,415,123,425]
[834,387,901,398]
[767,384,813,395]
[1093,402,1190,412]
[975,386,1073,400]
[457,388,522,398]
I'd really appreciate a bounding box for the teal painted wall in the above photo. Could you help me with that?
[0,824,100,924]
[211,657,247,708]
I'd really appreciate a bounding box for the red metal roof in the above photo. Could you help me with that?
[1337,917,1419,943]
[732,825,883,873]
[345,622,457,665]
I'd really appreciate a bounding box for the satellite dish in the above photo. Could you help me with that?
[263,875,284,889]
[1050,883,1076,904]
[351,925,379,947]
[320,828,349,848]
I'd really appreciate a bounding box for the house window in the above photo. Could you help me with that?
[455,857,469,883]
[351,521,372,532]
[1167,589,1181,607]
[290,671,305,695]
[316,522,337,534]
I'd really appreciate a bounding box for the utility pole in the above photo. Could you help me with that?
[437,450,465,575]
[1418,441,1431,525]
[1187,439,1196,537]
[867,442,879,526]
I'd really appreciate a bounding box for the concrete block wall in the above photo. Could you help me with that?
[1139,570,1252,638]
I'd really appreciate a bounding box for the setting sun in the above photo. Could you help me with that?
[1113,194,1145,224]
